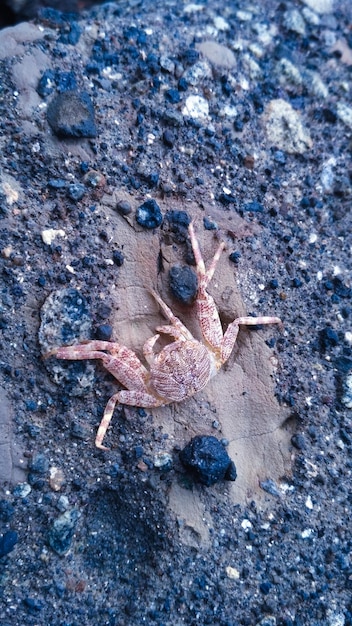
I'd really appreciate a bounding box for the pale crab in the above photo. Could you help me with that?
[52,222,282,450]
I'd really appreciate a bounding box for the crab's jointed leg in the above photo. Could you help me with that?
[54,340,149,388]
[53,340,163,449]
[188,222,282,366]
[221,315,282,363]
[95,388,163,450]
[150,290,194,341]
[188,222,225,354]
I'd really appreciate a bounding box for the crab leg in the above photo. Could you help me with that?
[95,389,164,450]
[189,222,225,287]
[54,342,149,389]
[150,290,194,340]
[188,223,225,352]
[221,315,282,363]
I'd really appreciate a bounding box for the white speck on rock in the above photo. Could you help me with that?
[41,229,66,245]
[283,9,307,36]
[183,3,204,14]
[326,609,346,626]
[263,99,312,154]
[225,566,240,580]
[301,528,314,539]
[241,519,252,530]
[277,57,303,88]
[220,104,237,118]
[321,158,336,191]
[182,95,209,119]
[183,60,212,86]
[236,10,253,21]
[213,16,230,31]
[336,102,352,129]
[305,495,314,509]
[341,373,352,408]
[301,0,334,14]
[302,6,321,24]
[344,332,352,345]
[303,70,328,98]
[2,180,19,205]
[196,41,236,69]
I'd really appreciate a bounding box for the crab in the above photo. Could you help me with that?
[52,223,282,450]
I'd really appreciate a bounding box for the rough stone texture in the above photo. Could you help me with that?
[0,2,351,624]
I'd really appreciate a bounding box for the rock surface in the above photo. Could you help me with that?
[0,1,351,624]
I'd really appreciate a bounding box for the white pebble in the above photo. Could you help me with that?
[182,95,209,119]
[41,229,66,245]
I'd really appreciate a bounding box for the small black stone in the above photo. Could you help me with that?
[0,500,15,522]
[291,433,306,450]
[229,251,241,264]
[233,119,244,132]
[37,69,56,97]
[179,435,237,486]
[136,199,163,229]
[29,453,49,474]
[23,597,43,612]
[259,581,272,595]
[269,278,279,289]
[165,89,181,103]
[112,250,124,266]
[165,210,191,243]
[96,303,112,319]
[203,217,217,230]
[48,509,79,556]
[243,201,264,212]
[335,355,352,374]
[55,71,77,93]
[67,183,86,202]
[169,265,198,304]
[58,22,81,46]
[115,200,132,216]
[163,129,175,147]
[0,530,18,558]
[47,91,97,138]
[322,108,337,123]
[95,324,112,341]
[320,327,339,350]
[273,150,286,164]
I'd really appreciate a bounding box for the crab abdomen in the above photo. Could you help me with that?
[150,340,215,402]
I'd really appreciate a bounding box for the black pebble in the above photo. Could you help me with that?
[136,199,163,229]
[48,509,79,556]
[0,500,14,522]
[115,200,132,216]
[169,265,198,304]
[179,435,237,486]
[23,597,43,612]
[229,251,241,264]
[67,183,86,202]
[243,201,264,212]
[163,129,175,147]
[112,250,124,266]
[37,69,56,97]
[320,327,339,350]
[165,210,191,243]
[29,453,49,473]
[0,530,18,558]
[47,91,97,138]
[203,217,217,230]
[291,433,306,450]
[95,324,112,341]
